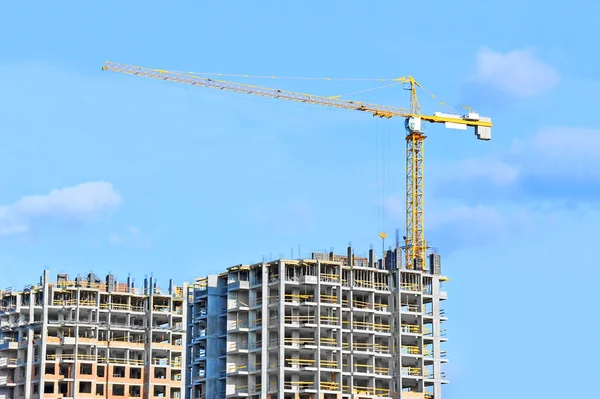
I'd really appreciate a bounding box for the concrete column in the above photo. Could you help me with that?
[316,263,322,396]
[40,270,50,398]
[277,261,285,394]
[260,264,268,399]
[432,276,443,399]
[146,275,154,399]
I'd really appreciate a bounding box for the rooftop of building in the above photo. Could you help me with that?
[1,270,186,298]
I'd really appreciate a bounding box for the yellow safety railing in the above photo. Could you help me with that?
[353,321,373,330]
[284,338,315,345]
[46,353,97,362]
[320,337,337,346]
[227,364,247,373]
[320,294,337,303]
[373,281,389,290]
[354,279,374,288]
[402,345,421,355]
[153,304,170,312]
[320,315,338,324]
[247,362,261,371]
[374,302,389,311]
[375,366,390,375]
[402,304,420,312]
[320,360,339,368]
[0,358,18,366]
[351,342,372,350]
[424,394,434,399]
[285,358,315,366]
[402,324,420,333]
[355,363,374,372]
[284,381,314,389]
[374,387,391,397]
[352,386,390,396]
[352,299,371,309]
[234,385,248,393]
[375,343,390,353]
[400,283,420,291]
[284,293,314,302]
[56,280,77,288]
[402,367,422,376]
[284,315,314,324]
[320,381,339,390]
[251,383,261,393]
[424,349,447,358]
[321,273,339,281]
[374,322,391,332]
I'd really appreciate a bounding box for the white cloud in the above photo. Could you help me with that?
[441,156,519,186]
[472,47,560,98]
[108,225,151,249]
[0,182,121,236]
[529,127,600,159]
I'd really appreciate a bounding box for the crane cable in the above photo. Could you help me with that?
[171,69,464,114]
[376,118,392,256]
[169,70,399,82]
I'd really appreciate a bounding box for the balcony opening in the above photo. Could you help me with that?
[112,384,125,396]
[45,364,55,375]
[59,364,71,379]
[130,367,142,379]
[80,363,93,375]
[154,366,168,379]
[79,381,92,394]
[130,385,142,397]
[58,381,69,396]
[154,385,167,397]
[96,383,105,396]
[113,365,126,378]
[44,382,54,394]
[97,365,105,378]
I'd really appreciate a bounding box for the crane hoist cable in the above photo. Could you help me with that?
[101,61,492,270]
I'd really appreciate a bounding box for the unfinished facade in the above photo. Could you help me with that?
[0,271,187,399]
[187,246,448,399]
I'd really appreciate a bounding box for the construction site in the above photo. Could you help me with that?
[188,246,448,399]
[0,271,187,399]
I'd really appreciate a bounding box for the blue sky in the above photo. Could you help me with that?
[1,1,599,397]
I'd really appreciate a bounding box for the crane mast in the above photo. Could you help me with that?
[102,61,492,270]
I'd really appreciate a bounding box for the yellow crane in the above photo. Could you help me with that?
[101,61,492,271]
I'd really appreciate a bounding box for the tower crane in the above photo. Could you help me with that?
[101,61,492,271]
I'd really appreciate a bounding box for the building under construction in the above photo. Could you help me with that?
[188,246,449,399]
[0,271,187,399]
